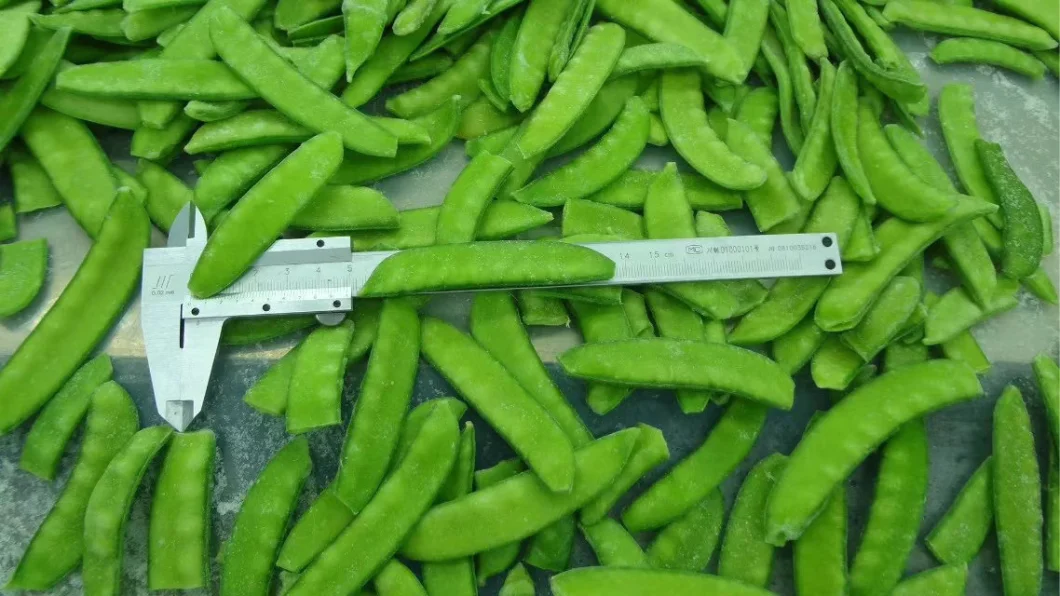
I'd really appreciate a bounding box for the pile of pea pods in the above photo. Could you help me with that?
[0,0,1058,593]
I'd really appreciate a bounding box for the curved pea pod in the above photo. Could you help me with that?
[923,278,1019,345]
[829,63,876,206]
[793,484,847,596]
[275,489,352,573]
[926,458,993,565]
[937,85,1001,220]
[0,194,148,434]
[624,399,767,532]
[6,382,138,591]
[582,519,648,568]
[360,241,615,297]
[82,425,174,596]
[610,43,710,78]
[421,317,575,492]
[0,27,69,154]
[717,454,786,587]
[506,0,574,111]
[188,132,344,298]
[725,118,803,231]
[883,1,1056,51]
[513,96,649,208]
[660,69,765,191]
[546,74,643,158]
[647,489,724,572]
[243,347,298,416]
[770,3,817,130]
[374,560,428,595]
[993,386,1043,596]
[839,275,921,361]
[891,564,968,596]
[286,405,459,595]
[149,430,216,590]
[559,339,794,410]
[222,438,312,596]
[976,139,1046,280]
[0,237,47,318]
[766,360,983,544]
[19,354,112,481]
[788,59,837,202]
[592,169,742,212]
[814,197,998,332]
[772,315,826,375]
[551,567,775,596]
[810,336,866,391]
[387,31,491,118]
[848,420,928,596]
[350,202,553,250]
[402,428,638,561]
[932,38,1047,78]
[581,424,668,525]
[435,152,514,244]
[286,320,355,434]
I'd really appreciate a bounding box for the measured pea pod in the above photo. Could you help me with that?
[0,27,69,154]
[925,458,993,564]
[766,361,983,544]
[719,454,786,587]
[624,399,767,532]
[883,1,1057,51]
[0,238,48,319]
[647,490,724,572]
[285,320,355,434]
[550,568,775,596]
[993,385,1044,596]
[891,565,969,596]
[83,426,174,596]
[6,382,138,591]
[976,139,1045,280]
[932,38,1047,78]
[435,152,514,244]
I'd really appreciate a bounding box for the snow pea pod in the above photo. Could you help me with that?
[589,169,742,212]
[435,152,514,244]
[57,59,254,100]
[131,113,198,163]
[582,519,648,568]
[996,0,1058,39]
[402,428,638,560]
[274,0,339,30]
[513,97,648,207]
[891,565,968,596]
[562,199,644,240]
[925,458,993,564]
[624,399,767,532]
[848,420,928,596]
[793,483,846,596]
[348,201,553,250]
[360,241,614,296]
[8,147,62,213]
[1033,353,1059,448]
[938,84,1002,221]
[546,74,641,157]
[83,426,174,596]
[149,430,215,590]
[0,237,47,318]
[193,145,289,222]
[609,43,708,78]
[287,405,459,595]
[622,289,654,338]
[993,385,1043,596]
[839,276,921,361]
[772,315,826,375]
[814,197,997,332]
[19,354,112,481]
[759,29,804,153]
[770,3,816,129]
[787,0,826,59]
[6,382,137,591]
[647,489,724,572]
[184,110,310,154]
[765,360,982,544]
[977,139,1045,280]
[830,61,876,205]
[883,1,1057,51]
[243,347,298,417]
[0,1,36,77]
[121,4,197,40]
[643,289,715,412]
[211,7,397,156]
[342,0,389,80]
[660,69,766,191]
[222,438,312,596]
[719,454,786,587]
[923,278,1019,345]
[724,0,770,81]
[0,193,148,434]
[421,317,575,492]
[286,320,355,434]
[789,59,837,202]
[498,563,533,595]
[506,0,574,111]
[734,87,778,146]
[725,118,802,231]
[940,331,991,374]
[387,31,491,118]
[581,424,668,525]
[31,8,124,36]
[932,38,1047,78]
[810,336,866,391]
[291,186,398,231]
[525,516,577,571]
[422,422,477,596]
[550,568,775,596]
[189,132,344,298]
[517,291,569,326]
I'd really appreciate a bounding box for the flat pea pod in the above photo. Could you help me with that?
[789,59,837,202]
[138,159,192,232]
[938,84,1002,221]
[82,426,174,596]
[348,201,553,250]
[148,430,216,590]
[976,139,1045,280]
[131,113,199,164]
[759,29,804,153]
[647,489,724,572]
[1033,353,1059,448]
[772,315,826,375]
[814,197,998,332]
[562,199,644,240]
[723,0,770,81]
[374,560,428,595]
[770,3,816,129]
[883,1,1057,51]
[925,458,993,565]
[211,7,397,157]
[56,59,255,101]
[6,382,138,591]
[582,519,648,568]
[513,96,649,207]
[274,0,338,30]
[19,354,112,481]
[591,169,743,212]
[940,331,991,374]
[839,275,921,361]
[287,405,458,595]
[489,10,521,103]
[609,43,709,79]
[0,1,37,77]
[386,31,491,119]
[660,69,766,191]
[435,152,514,244]
[545,74,641,158]
[1049,456,1060,573]
[622,289,654,338]
[31,9,124,37]
[497,563,533,596]
[507,0,575,111]
[421,316,576,492]
[734,87,778,146]
[0,237,48,318]
[793,484,846,596]
[422,422,477,596]
[121,4,199,40]
[848,420,929,596]
[0,193,148,434]
[891,564,968,596]
[643,288,715,412]
[192,145,289,222]
[787,0,826,59]
[290,186,398,232]
[516,23,625,157]
[642,162,695,239]
[580,423,668,525]
[550,567,775,596]
[923,278,1019,345]
[623,399,767,532]
[993,385,1043,596]
[286,320,355,434]
[524,515,577,571]
[21,107,116,238]
[222,438,312,596]
[243,346,298,416]
[517,290,569,326]
[725,118,802,231]
[188,132,344,298]
[831,61,876,205]
[388,51,454,85]
[765,360,982,544]
[932,38,1047,78]
[359,240,615,296]
[402,428,638,560]
[333,298,421,511]
[184,110,311,154]
[718,454,786,587]
[275,489,352,573]
[810,336,867,391]
[858,101,958,222]
[475,459,526,585]
[8,146,62,213]
[342,0,389,80]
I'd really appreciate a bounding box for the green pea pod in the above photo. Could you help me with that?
[286,320,355,434]
[760,29,804,153]
[891,564,968,596]
[138,159,192,232]
[276,489,352,573]
[643,288,715,412]
[19,354,113,481]
[0,1,36,77]
[435,152,514,244]
[374,560,428,595]
[770,3,816,129]
[286,405,459,595]
[83,426,174,596]
[792,484,847,596]
[839,276,921,361]
[243,347,298,416]
[524,516,577,571]
[647,489,724,572]
[0,237,48,318]
[582,519,648,568]
[624,399,767,532]
[498,563,534,596]
[475,458,527,585]
[937,84,1002,224]
[789,59,837,202]
[976,139,1046,280]
[883,1,1057,51]
[1049,457,1060,573]
[719,454,786,587]
[387,31,492,118]
[402,428,639,560]
[726,118,804,230]
[562,198,644,239]
[923,278,1020,345]
[567,299,640,414]
[348,201,553,250]
[772,315,826,375]
[6,382,138,591]
[222,438,313,596]
[8,147,62,213]
[993,385,1044,596]
[810,336,865,391]
[547,74,641,158]
[580,423,668,525]
[925,458,993,565]
[829,62,876,205]
[1033,353,1059,449]
[932,37,1047,78]
[342,0,389,80]
[0,27,69,154]
[422,422,477,596]
[550,568,775,596]
[766,360,982,545]
[56,59,255,101]
[506,0,575,111]
[516,290,569,326]
[940,331,991,374]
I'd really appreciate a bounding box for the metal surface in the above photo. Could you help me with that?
[0,30,1058,596]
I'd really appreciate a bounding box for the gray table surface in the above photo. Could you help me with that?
[1,29,1059,596]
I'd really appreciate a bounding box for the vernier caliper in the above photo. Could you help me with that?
[142,204,843,431]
